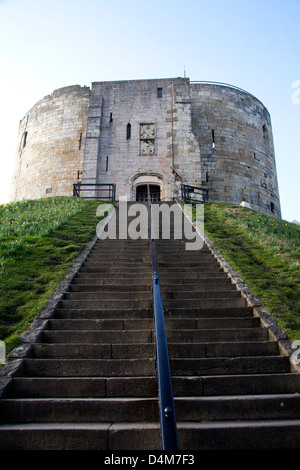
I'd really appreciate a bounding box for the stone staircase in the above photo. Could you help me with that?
[1,202,300,450]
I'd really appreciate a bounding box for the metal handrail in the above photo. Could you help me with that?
[182,184,208,204]
[73,183,116,202]
[148,200,179,450]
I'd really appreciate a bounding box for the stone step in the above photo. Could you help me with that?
[53,306,253,319]
[59,299,153,309]
[72,276,231,286]
[30,340,278,360]
[166,327,269,342]
[64,292,152,301]
[9,377,157,398]
[63,290,240,301]
[0,422,161,450]
[169,356,291,375]
[54,308,153,319]
[9,373,300,399]
[32,343,155,359]
[163,307,254,318]
[47,318,154,330]
[2,420,300,450]
[2,394,300,426]
[176,420,300,450]
[69,284,151,292]
[47,317,259,331]
[22,358,155,377]
[42,329,153,344]
[0,398,159,424]
[163,298,247,308]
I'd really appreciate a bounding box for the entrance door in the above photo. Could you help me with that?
[136,184,160,202]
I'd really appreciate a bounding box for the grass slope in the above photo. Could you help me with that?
[202,202,300,342]
[0,197,105,353]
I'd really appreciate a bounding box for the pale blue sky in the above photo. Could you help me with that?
[0,0,299,222]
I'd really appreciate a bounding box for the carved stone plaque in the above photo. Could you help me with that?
[140,124,155,155]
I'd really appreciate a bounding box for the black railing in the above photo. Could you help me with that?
[182,184,208,204]
[148,201,179,450]
[73,183,116,202]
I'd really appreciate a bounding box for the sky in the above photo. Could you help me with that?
[0,0,299,222]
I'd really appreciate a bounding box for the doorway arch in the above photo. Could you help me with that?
[131,173,163,201]
[136,184,161,202]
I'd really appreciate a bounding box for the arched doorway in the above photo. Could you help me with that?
[136,184,161,202]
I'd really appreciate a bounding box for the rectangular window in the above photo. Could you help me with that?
[157,88,163,98]
[140,124,156,155]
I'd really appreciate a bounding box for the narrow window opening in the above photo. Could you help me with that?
[110,113,113,123]
[127,123,131,140]
[212,129,215,149]
[78,133,82,150]
[106,156,109,172]
[23,131,28,148]
[77,170,82,180]
[263,124,268,140]
[206,172,209,183]
[157,88,163,98]
[270,202,275,213]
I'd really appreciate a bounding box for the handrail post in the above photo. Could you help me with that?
[148,201,179,450]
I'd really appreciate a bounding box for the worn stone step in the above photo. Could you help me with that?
[161,282,235,291]
[9,377,157,398]
[54,308,153,319]
[172,373,300,396]
[177,420,300,450]
[47,318,154,330]
[0,422,161,450]
[42,329,153,344]
[0,398,159,423]
[166,327,269,342]
[32,343,155,359]
[22,358,155,377]
[80,266,152,274]
[165,317,260,329]
[69,284,151,292]
[163,307,254,318]
[168,341,279,358]
[163,298,247,308]
[64,292,152,301]
[59,299,152,309]
[174,394,300,421]
[72,277,152,285]
[170,356,291,376]
[162,291,241,300]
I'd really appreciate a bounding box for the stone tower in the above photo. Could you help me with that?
[9,78,281,218]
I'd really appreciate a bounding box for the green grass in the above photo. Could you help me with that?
[0,197,107,353]
[200,202,300,342]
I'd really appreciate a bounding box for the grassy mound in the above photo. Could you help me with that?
[0,197,105,352]
[202,202,300,342]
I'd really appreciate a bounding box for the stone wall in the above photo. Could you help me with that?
[9,78,282,219]
[10,85,90,201]
[190,83,281,217]
[82,78,183,200]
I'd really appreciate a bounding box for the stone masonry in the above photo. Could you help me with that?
[9,78,281,218]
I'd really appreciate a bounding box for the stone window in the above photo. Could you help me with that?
[23,131,28,148]
[127,123,131,140]
[157,88,163,98]
[140,124,156,155]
